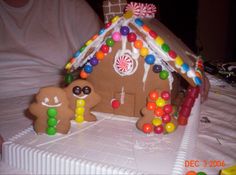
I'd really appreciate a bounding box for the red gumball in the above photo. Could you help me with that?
[162,113,171,123]
[163,104,173,114]
[154,125,164,134]
[149,91,158,101]
[100,44,109,53]
[127,32,137,42]
[178,116,188,125]
[147,102,156,110]
[161,91,170,101]
[142,123,153,134]
[111,99,120,109]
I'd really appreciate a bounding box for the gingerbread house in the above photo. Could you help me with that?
[64,10,203,131]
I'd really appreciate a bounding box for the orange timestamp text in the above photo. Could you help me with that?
[185,160,225,168]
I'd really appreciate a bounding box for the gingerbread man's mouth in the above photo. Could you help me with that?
[41,102,62,107]
[73,94,88,99]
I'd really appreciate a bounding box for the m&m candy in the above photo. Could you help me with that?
[106,38,115,47]
[134,40,143,49]
[159,70,169,80]
[145,54,155,64]
[127,32,137,42]
[165,122,175,133]
[153,64,162,73]
[120,26,130,35]
[140,47,149,57]
[89,57,99,66]
[154,125,164,134]
[100,44,109,53]
[149,90,158,100]
[84,65,93,73]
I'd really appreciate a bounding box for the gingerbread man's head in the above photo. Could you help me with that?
[64,80,101,110]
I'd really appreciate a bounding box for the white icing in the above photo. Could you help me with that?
[120,86,125,105]
[142,63,150,91]
[187,68,196,78]
[72,94,88,99]
[41,102,62,108]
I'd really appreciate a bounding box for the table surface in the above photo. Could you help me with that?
[0,74,235,175]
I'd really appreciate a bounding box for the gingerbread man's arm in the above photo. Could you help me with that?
[29,103,42,119]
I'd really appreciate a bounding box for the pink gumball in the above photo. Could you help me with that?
[154,125,164,134]
[112,32,121,42]
[162,113,171,123]
[163,104,173,114]
[161,91,170,101]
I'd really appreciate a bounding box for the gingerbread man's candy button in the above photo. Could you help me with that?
[47,108,57,118]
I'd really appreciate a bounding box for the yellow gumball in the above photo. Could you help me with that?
[155,36,164,46]
[111,16,119,23]
[155,97,165,107]
[152,118,162,126]
[124,11,133,19]
[75,115,84,123]
[140,47,149,57]
[76,107,85,115]
[76,99,85,107]
[65,62,72,70]
[85,40,93,46]
[175,56,184,67]
[165,122,175,133]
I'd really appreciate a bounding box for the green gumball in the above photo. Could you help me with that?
[46,127,57,135]
[47,108,57,118]
[159,70,169,80]
[47,118,57,127]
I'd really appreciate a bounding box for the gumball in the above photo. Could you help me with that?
[76,107,85,115]
[64,73,73,84]
[155,97,165,107]
[99,28,105,35]
[178,116,188,125]
[152,118,162,126]
[175,56,184,66]
[161,91,170,100]
[79,45,86,52]
[111,99,120,109]
[91,34,98,40]
[181,63,190,72]
[75,115,84,123]
[89,57,99,66]
[149,90,158,100]
[46,127,56,135]
[159,70,169,80]
[127,32,137,42]
[47,108,57,118]
[163,104,173,114]
[47,118,57,127]
[124,10,133,19]
[111,16,119,23]
[162,113,171,123]
[179,106,191,118]
[194,77,202,86]
[106,38,115,47]
[76,99,85,107]
[100,44,109,53]
[112,32,121,42]
[154,125,164,134]
[120,26,130,35]
[96,51,105,60]
[84,65,93,73]
[197,172,207,175]
[73,50,80,57]
[80,70,88,79]
[134,40,143,49]
[165,122,175,133]
[152,64,162,73]
[146,102,156,110]
[142,25,150,32]
[142,123,153,134]
[161,43,170,52]
[105,22,112,29]
[154,107,164,117]
[168,50,177,59]
[149,30,158,39]
[186,171,197,175]
[145,54,155,64]
[134,18,144,26]
[140,47,149,57]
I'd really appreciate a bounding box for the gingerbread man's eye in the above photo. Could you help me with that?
[82,86,91,95]
[73,86,81,95]
[44,97,49,103]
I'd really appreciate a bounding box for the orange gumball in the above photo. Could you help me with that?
[96,51,104,60]
[185,171,197,175]
[149,90,159,100]
[142,123,153,134]
[80,70,88,79]
[142,25,151,32]
[154,107,164,117]
[146,102,156,110]
[134,40,143,49]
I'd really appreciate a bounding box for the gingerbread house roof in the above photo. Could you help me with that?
[65,12,203,87]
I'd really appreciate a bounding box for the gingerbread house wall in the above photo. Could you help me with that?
[87,41,171,118]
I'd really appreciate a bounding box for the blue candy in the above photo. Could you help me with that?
[135,18,144,26]
[99,28,105,35]
[84,65,93,73]
[145,54,155,64]
[181,63,190,72]
[73,50,80,58]
[194,77,202,85]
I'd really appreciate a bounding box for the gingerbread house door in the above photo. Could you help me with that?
[113,89,135,117]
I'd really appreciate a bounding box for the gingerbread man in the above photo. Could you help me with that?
[29,87,74,135]
[64,80,101,122]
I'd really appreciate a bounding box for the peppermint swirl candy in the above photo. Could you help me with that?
[114,54,134,76]
[125,2,157,18]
